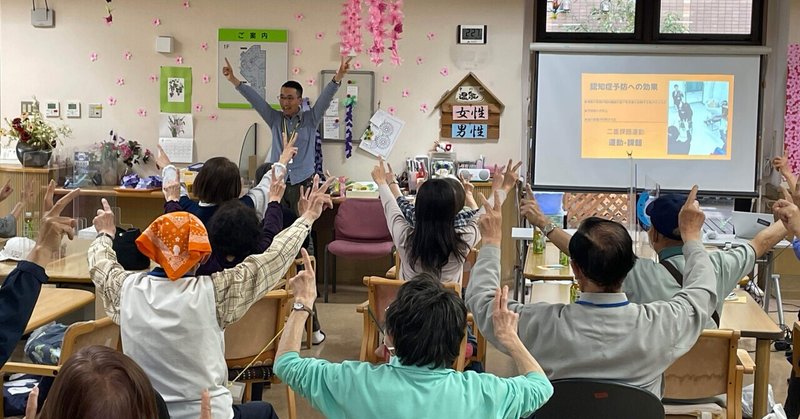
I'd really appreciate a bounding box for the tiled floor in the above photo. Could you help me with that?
[260,286,800,418]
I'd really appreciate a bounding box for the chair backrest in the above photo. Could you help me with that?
[284,256,317,281]
[59,317,121,366]
[460,248,478,291]
[335,199,391,242]
[224,290,289,367]
[663,329,740,400]
[363,276,461,329]
[532,378,665,419]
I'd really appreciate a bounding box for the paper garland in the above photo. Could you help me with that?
[786,44,800,175]
[343,95,357,158]
[314,127,325,176]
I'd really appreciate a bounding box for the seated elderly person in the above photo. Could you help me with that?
[274,204,553,419]
[29,345,171,419]
[468,186,716,397]
[89,176,332,419]
[520,184,787,328]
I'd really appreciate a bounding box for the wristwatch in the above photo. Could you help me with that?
[542,222,558,237]
[292,302,314,316]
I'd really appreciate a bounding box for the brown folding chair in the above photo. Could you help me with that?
[0,317,121,418]
[663,329,755,419]
[224,289,296,419]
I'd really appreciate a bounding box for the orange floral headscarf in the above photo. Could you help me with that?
[135,212,212,280]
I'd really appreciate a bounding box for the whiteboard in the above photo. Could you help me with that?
[320,70,375,142]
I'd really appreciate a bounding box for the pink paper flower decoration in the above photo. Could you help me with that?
[137,108,147,117]
[387,106,396,115]
[427,32,436,41]
[353,61,363,70]
[307,78,316,87]
[382,75,391,83]
[202,74,211,84]
[401,89,409,98]
[194,104,203,112]
[183,1,190,9]
[295,13,304,22]
[439,67,449,77]
[152,18,161,26]
[104,15,113,26]
[200,42,208,51]
[416,56,424,65]
[149,74,159,82]
[293,48,302,56]
[176,56,184,64]
[209,114,218,121]
[124,51,132,61]
[89,52,98,62]
[107,96,117,106]
[339,0,363,56]
[315,32,325,40]
[116,77,125,86]
[292,67,301,75]
[419,103,429,113]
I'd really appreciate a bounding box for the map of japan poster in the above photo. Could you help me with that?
[217,28,288,109]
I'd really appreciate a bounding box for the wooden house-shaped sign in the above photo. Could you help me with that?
[435,72,504,141]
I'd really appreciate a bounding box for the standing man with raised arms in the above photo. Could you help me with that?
[223,55,351,215]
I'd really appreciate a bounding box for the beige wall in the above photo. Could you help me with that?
[791,0,800,43]
[0,0,528,179]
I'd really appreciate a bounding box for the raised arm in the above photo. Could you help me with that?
[749,218,788,258]
[309,57,351,125]
[661,186,717,350]
[246,135,295,219]
[259,168,287,250]
[521,184,571,255]
[466,191,525,352]
[0,186,80,366]
[224,57,282,125]
[773,156,797,193]
[374,161,412,249]
[89,198,137,324]
[212,175,333,328]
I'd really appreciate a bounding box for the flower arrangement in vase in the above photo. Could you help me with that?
[0,99,71,167]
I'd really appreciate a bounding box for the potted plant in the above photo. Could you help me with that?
[0,102,71,167]
[93,131,153,185]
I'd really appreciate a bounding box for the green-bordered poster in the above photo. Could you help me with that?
[160,66,193,114]
[218,28,288,109]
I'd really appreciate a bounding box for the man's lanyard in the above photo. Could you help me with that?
[282,113,302,141]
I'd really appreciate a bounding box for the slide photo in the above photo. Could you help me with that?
[581,74,733,161]
[666,80,730,157]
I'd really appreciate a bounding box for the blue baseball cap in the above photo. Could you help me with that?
[645,194,687,241]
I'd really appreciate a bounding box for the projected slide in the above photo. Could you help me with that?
[581,74,734,160]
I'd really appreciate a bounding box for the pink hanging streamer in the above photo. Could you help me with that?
[339,0,363,56]
[387,0,404,66]
[785,44,800,175]
[365,0,388,66]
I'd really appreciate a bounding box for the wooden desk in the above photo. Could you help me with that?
[0,252,91,284]
[720,289,783,418]
[25,288,95,334]
[523,242,572,280]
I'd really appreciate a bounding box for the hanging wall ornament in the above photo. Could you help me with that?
[314,127,324,176]
[339,0,363,56]
[343,93,357,158]
[365,0,387,65]
[387,0,404,66]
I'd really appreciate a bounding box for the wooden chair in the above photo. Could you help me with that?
[283,256,316,349]
[356,276,469,370]
[662,329,755,419]
[531,378,665,419]
[0,317,121,418]
[224,289,296,419]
